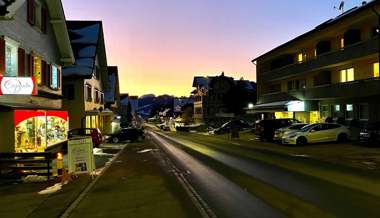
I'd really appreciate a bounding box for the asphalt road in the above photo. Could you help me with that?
[149,131,285,218]
[149,130,380,218]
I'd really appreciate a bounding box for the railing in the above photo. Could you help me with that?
[0,152,55,180]
[259,37,379,82]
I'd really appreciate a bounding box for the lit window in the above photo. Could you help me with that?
[4,38,19,77]
[335,105,340,112]
[340,38,345,49]
[33,56,42,85]
[340,68,354,82]
[346,104,354,119]
[297,53,303,63]
[346,104,353,111]
[374,62,379,77]
[51,65,59,89]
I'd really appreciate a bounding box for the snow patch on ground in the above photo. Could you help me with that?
[38,183,62,195]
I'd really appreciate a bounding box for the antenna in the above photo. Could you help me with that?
[334,1,345,14]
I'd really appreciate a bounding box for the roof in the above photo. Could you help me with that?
[252,0,377,62]
[63,21,108,82]
[192,76,210,88]
[104,66,119,103]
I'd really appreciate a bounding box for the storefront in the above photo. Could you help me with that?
[14,110,68,153]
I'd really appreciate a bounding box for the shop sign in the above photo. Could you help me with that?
[286,101,305,112]
[0,76,37,95]
[68,137,95,174]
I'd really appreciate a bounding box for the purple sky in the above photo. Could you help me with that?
[62,0,364,96]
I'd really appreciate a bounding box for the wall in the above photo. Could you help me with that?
[62,78,85,129]
[0,111,15,152]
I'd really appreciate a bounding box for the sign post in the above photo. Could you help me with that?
[67,137,95,174]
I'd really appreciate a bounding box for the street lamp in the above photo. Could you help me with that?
[248,103,254,109]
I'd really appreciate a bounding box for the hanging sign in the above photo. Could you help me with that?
[0,76,37,95]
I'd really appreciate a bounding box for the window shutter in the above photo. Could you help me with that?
[27,0,35,25]
[18,48,25,76]
[41,60,46,85]
[41,7,48,34]
[58,67,61,89]
[46,63,51,87]
[28,54,34,77]
[0,37,5,76]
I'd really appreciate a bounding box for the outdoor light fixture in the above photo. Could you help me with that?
[286,101,305,112]
[248,103,254,109]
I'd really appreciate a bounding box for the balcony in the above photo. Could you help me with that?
[259,78,380,103]
[259,37,379,82]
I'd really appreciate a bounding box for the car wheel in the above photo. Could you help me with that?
[112,137,119,143]
[337,133,348,143]
[296,137,307,146]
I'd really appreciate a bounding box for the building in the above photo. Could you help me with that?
[192,73,256,126]
[0,0,74,152]
[62,20,113,134]
[252,1,380,124]
[104,66,121,113]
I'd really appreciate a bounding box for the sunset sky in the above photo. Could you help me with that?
[62,0,363,97]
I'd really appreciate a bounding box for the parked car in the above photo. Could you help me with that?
[68,128,103,147]
[273,123,308,141]
[212,120,251,135]
[255,119,300,141]
[282,123,350,146]
[360,122,380,146]
[109,128,145,143]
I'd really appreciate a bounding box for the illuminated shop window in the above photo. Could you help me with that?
[5,38,19,77]
[340,38,345,49]
[34,56,42,85]
[374,62,379,77]
[275,112,294,119]
[340,68,354,82]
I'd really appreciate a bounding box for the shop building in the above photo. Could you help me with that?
[62,21,113,134]
[252,1,380,124]
[0,0,74,152]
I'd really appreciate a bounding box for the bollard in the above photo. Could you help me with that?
[57,152,63,176]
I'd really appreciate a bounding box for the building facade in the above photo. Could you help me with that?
[253,1,380,124]
[0,0,74,152]
[104,66,121,113]
[62,21,113,134]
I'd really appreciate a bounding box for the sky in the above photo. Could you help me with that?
[62,0,365,97]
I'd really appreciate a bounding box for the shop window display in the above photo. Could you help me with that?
[14,110,68,153]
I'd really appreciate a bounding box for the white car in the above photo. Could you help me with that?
[274,123,308,141]
[282,123,351,145]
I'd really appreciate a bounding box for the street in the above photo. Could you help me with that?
[148,130,380,218]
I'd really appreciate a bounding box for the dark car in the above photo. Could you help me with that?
[360,122,380,146]
[213,120,251,135]
[68,128,103,147]
[254,118,300,141]
[109,128,145,143]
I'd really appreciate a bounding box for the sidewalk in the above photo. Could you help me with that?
[66,142,201,218]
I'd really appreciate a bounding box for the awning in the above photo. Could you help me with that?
[250,101,290,113]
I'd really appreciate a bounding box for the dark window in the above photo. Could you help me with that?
[63,84,75,100]
[86,85,92,102]
[270,54,294,70]
[344,29,361,47]
[359,104,369,120]
[314,71,331,86]
[287,81,294,90]
[373,27,379,37]
[316,41,331,56]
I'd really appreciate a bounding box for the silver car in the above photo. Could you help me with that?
[274,123,308,141]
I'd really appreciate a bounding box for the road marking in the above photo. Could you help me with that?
[149,131,218,218]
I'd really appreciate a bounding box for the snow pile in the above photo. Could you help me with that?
[38,183,62,195]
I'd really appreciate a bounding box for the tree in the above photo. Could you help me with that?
[181,103,194,124]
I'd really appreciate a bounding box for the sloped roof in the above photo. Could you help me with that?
[252,0,377,62]
[63,20,108,85]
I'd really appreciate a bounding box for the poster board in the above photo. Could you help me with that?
[68,137,95,174]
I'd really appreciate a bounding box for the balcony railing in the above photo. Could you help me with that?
[259,37,379,82]
[259,77,380,103]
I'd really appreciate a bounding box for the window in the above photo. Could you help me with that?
[86,85,92,102]
[34,1,42,29]
[51,65,59,89]
[299,80,306,89]
[333,105,341,117]
[340,37,345,49]
[33,56,42,85]
[359,104,369,120]
[321,105,329,118]
[340,68,354,82]
[287,81,294,90]
[63,84,75,100]
[297,53,304,63]
[4,38,18,77]
[95,90,100,103]
[100,93,104,104]
[346,104,354,119]
[374,62,379,77]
